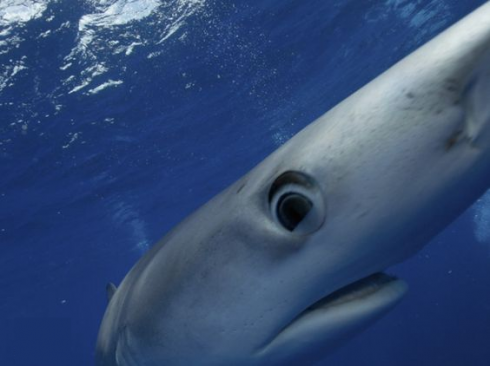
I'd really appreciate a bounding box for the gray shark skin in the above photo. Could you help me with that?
[96,3,490,365]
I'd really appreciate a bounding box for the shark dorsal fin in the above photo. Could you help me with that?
[106,282,117,303]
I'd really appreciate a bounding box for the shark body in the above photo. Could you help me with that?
[96,3,490,365]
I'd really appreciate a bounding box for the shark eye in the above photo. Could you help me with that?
[269,171,325,235]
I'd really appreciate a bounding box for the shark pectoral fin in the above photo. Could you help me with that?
[106,282,117,303]
[259,274,407,365]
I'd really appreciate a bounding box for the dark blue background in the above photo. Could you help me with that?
[1,1,489,365]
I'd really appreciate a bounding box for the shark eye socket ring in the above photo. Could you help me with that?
[269,171,325,235]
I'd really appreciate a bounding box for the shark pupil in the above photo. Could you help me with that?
[277,193,313,231]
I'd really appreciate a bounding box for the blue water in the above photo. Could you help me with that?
[1,1,490,365]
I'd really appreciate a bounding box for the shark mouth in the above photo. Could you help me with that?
[303,272,400,312]
[261,272,407,357]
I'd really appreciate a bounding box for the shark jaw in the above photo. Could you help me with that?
[259,273,407,364]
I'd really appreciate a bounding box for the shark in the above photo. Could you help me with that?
[96,2,490,365]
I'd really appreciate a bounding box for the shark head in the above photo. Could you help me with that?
[96,3,490,366]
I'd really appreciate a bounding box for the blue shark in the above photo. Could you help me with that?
[96,3,490,365]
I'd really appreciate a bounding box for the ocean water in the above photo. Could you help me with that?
[1,0,490,365]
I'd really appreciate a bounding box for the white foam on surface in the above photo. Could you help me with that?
[125,41,142,55]
[0,1,49,90]
[79,0,160,31]
[62,132,82,149]
[68,79,92,94]
[0,0,48,25]
[0,56,27,92]
[0,27,11,37]
[88,79,123,94]
[62,0,207,94]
